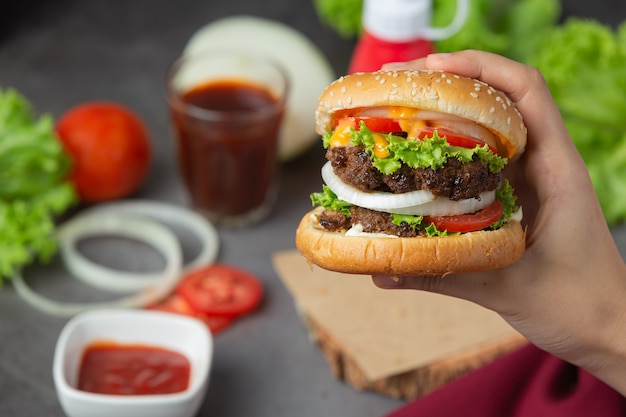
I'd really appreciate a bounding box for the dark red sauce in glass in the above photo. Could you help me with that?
[171,79,284,220]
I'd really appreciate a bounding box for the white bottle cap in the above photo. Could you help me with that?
[362,0,469,42]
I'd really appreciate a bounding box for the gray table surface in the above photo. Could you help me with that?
[1,1,625,416]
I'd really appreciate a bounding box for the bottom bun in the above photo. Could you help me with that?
[295,207,526,276]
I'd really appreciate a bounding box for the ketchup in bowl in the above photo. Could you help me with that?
[77,341,191,395]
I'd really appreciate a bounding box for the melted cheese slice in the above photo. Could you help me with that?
[329,106,500,151]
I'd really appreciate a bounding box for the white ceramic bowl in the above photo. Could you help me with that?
[53,309,212,417]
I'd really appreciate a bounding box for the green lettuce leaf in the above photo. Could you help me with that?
[490,179,517,230]
[432,0,560,62]
[433,0,511,55]
[390,213,456,237]
[0,88,77,283]
[310,185,352,217]
[529,18,626,225]
[329,123,507,174]
[312,0,363,39]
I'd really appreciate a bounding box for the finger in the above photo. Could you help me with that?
[384,51,575,165]
[425,51,543,105]
[381,58,427,70]
[425,51,573,153]
[373,274,443,291]
[372,258,540,316]
[426,51,593,209]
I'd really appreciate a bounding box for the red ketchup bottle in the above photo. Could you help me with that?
[348,0,469,74]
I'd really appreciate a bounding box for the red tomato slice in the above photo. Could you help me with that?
[176,264,263,318]
[424,199,504,233]
[201,314,235,334]
[335,117,403,133]
[147,294,234,334]
[418,127,498,154]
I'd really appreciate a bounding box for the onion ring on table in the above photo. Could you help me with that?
[12,213,182,317]
[59,200,220,293]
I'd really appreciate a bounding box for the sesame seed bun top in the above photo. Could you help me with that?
[315,70,527,160]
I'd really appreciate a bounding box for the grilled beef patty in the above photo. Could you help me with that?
[326,145,500,201]
[319,145,502,234]
[319,206,424,237]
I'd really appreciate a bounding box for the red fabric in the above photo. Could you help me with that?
[384,344,626,417]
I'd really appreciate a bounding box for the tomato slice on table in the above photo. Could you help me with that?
[335,117,403,133]
[418,127,498,155]
[176,264,263,318]
[147,294,234,334]
[424,199,504,233]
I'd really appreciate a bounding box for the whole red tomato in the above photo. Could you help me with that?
[56,102,151,203]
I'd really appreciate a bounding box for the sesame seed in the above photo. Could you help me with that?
[329,91,334,97]
[496,96,502,102]
[347,96,352,105]
[441,73,447,78]
[380,78,386,84]
[470,92,478,98]
[356,81,362,87]
[341,86,347,94]
[446,79,452,84]
[411,88,417,96]
[436,79,442,83]
[507,117,511,125]
[489,107,496,113]
[392,83,398,88]
[390,89,398,95]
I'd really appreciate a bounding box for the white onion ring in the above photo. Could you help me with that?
[321,161,495,216]
[12,213,182,317]
[321,161,435,209]
[387,190,495,216]
[60,200,219,293]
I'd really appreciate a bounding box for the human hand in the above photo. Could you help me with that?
[373,50,626,395]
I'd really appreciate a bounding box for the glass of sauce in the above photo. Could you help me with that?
[166,51,288,227]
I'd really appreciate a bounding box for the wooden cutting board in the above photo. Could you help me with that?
[272,250,527,399]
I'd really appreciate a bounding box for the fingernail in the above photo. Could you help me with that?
[427,52,451,60]
[381,61,408,70]
[372,274,404,288]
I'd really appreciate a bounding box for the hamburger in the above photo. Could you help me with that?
[295,69,527,275]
